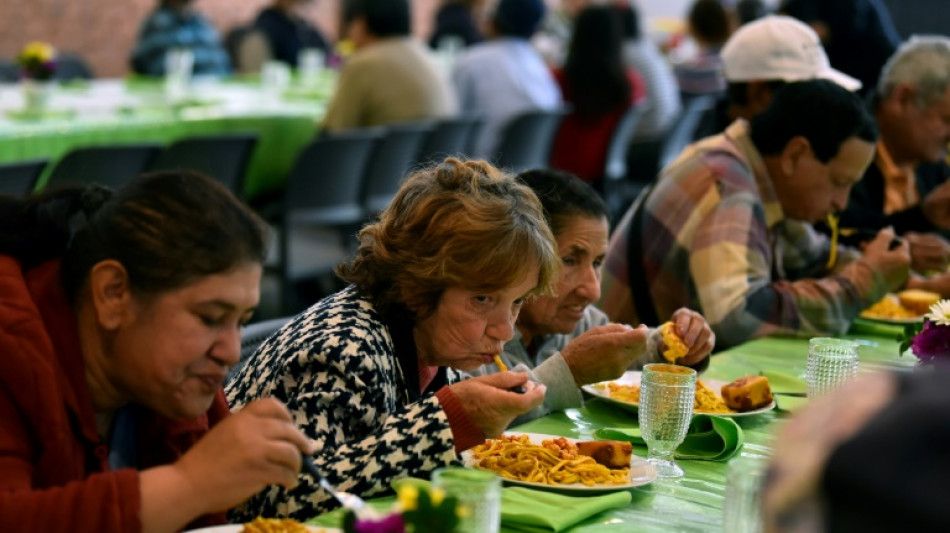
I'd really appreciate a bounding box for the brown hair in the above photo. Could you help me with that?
[337,158,558,318]
[0,170,268,301]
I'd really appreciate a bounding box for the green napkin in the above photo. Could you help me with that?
[310,478,632,532]
[849,317,906,338]
[774,394,809,413]
[501,487,631,532]
[594,414,744,461]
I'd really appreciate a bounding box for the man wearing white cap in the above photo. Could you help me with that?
[720,15,861,123]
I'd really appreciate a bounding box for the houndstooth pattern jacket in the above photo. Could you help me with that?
[225,286,462,521]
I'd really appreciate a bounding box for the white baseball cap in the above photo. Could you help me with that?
[721,15,862,91]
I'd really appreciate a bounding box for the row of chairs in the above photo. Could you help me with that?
[272,107,575,313]
[0,133,258,197]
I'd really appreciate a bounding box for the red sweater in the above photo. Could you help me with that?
[0,257,229,532]
[550,68,646,183]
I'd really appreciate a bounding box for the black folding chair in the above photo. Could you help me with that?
[54,53,94,81]
[600,106,646,222]
[148,133,259,197]
[44,144,163,191]
[361,121,434,214]
[0,159,47,197]
[492,108,567,173]
[273,128,383,313]
[416,115,483,165]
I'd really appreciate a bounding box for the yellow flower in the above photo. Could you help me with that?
[21,41,55,63]
[456,503,471,519]
[396,485,419,512]
[335,39,355,58]
[429,487,445,506]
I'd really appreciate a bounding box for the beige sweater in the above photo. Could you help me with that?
[322,38,456,131]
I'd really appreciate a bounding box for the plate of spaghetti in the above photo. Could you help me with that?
[184,519,340,533]
[582,371,775,417]
[462,433,656,493]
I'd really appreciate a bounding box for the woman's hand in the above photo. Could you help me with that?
[662,308,715,366]
[139,398,315,532]
[561,324,650,385]
[448,373,545,438]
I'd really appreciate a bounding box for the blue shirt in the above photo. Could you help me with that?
[130,7,231,76]
[451,39,561,158]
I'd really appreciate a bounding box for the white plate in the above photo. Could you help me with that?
[184,526,339,533]
[461,432,656,493]
[581,371,776,418]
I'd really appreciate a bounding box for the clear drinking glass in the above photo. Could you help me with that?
[638,363,696,478]
[431,467,501,533]
[722,455,767,533]
[163,47,194,101]
[297,48,324,87]
[261,60,291,101]
[806,338,859,398]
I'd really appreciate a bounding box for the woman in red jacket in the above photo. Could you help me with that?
[550,5,646,187]
[0,171,313,532]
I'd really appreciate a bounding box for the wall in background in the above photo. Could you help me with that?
[0,0,439,78]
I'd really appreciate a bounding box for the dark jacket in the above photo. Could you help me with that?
[839,159,950,234]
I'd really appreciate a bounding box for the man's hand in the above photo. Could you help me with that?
[905,232,950,273]
[861,228,911,292]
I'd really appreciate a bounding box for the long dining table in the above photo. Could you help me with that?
[308,318,914,532]
[0,76,332,200]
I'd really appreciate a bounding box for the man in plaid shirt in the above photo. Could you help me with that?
[601,80,910,348]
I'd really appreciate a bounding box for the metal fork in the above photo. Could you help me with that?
[301,454,378,519]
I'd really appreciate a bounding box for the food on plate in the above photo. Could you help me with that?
[242,517,311,533]
[693,379,734,413]
[721,375,773,411]
[575,439,633,469]
[861,294,919,319]
[897,289,941,315]
[596,381,640,403]
[470,434,630,486]
[659,322,689,363]
[593,378,738,413]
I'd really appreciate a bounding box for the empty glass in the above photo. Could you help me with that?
[261,60,291,100]
[806,338,859,398]
[431,467,501,533]
[164,47,194,101]
[297,48,324,87]
[722,455,767,533]
[638,363,696,478]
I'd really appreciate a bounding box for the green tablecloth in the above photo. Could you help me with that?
[0,79,329,200]
[311,327,915,532]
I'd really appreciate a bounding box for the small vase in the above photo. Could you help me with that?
[21,79,53,113]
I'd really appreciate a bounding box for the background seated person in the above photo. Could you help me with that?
[600,80,909,348]
[254,0,329,67]
[548,5,646,187]
[131,0,231,76]
[469,169,714,422]
[0,172,313,533]
[322,0,456,132]
[226,159,554,520]
[836,37,950,277]
[452,0,561,158]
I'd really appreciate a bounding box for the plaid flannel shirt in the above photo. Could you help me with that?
[600,120,890,348]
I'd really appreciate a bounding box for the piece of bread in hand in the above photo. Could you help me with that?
[576,440,633,469]
[721,375,773,412]
[897,289,941,315]
[659,322,689,363]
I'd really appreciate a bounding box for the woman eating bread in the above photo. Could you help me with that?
[468,168,715,422]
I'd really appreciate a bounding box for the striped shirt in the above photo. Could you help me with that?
[600,120,891,348]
